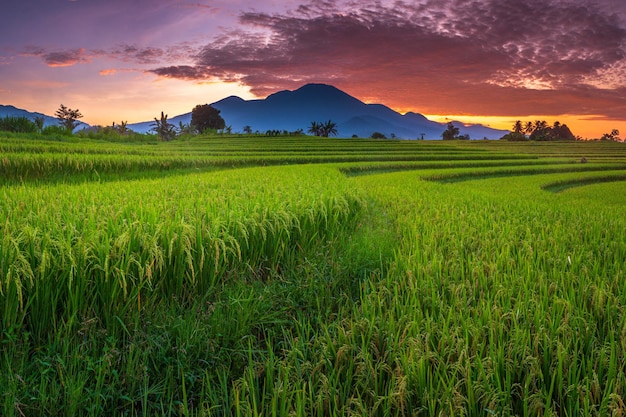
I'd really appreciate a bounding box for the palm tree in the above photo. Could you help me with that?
[534,120,548,132]
[320,120,338,137]
[524,121,534,135]
[308,121,321,136]
[530,120,549,141]
[512,120,523,135]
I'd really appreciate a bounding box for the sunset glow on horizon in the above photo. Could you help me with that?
[1,0,625,139]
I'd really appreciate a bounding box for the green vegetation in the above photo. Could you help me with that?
[0,116,39,133]
[308,120,338,137]
[152,111,177,142]
[191,104,226,133]
[442,122,469,140]
[1,133,626,416]
[55,104,84,132]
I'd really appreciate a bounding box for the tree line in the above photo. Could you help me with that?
[501,120,577,141]
[308,120,338,137]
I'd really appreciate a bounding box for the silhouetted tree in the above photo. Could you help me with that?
[191,104,225,133]
[504,120,527,141]
[151,112,176,141]
[442,122,460,140]
[55,104,83,131]
[551,123,576,140]
[530,120,550,140]
[308,121,322,136]
[243,125,252,135]
[320,120,338,137]
[601,129,621,141]
[371,132,387,139]
[524,121,534,135]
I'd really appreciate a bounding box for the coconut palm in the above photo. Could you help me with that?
[308,121,321,136]
[320,120,338,137]
[524,121,534,134]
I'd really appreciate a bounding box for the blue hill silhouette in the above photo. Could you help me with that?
[1,84,509,139]
[128,84,509,139]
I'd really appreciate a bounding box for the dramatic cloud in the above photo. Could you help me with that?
[23,47,93,67]
[149,0,626,119]
[22,42,199,70]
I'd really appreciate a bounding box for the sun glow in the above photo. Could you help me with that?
[423,114,626,140]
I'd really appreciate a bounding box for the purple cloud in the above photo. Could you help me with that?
[147,0,626,119]
[23,46,92,67]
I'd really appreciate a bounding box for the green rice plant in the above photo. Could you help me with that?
[337,169,626,415]
[2,136,626,416]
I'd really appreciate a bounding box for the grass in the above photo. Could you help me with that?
[1,134,626,415]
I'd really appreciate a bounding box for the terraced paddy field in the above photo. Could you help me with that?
[1,134,626,416]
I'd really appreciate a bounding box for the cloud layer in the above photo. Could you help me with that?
[149,0,626,119]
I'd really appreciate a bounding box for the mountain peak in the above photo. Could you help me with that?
[217,95,245,103]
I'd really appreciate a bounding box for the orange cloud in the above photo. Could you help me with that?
[99,69,117,76]
[147,0,626,122]
[22,46,92,67]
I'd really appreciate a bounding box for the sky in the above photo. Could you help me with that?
[1,0,625,139]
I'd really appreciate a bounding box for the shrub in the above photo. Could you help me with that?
[0,116,38,133]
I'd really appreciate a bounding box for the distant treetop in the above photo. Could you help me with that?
[191,104,225,133]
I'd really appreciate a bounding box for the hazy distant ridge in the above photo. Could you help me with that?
[1,84,509,139]
[0,104,90,131]
[130,84,508,139]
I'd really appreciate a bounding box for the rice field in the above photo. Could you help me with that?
[1,133,626,416]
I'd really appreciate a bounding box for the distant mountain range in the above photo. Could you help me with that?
[0,104,90,131]
[1,84,509,139]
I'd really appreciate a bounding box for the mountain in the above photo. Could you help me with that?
[0,104,90,131]
[1,85,509,139]
[128,84,509,139]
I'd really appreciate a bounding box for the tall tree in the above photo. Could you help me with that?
[524,121,534,134]
[55,104,83,131]
[442,122,460,140]
[308,121,321,136]
[513,120,524,135]
[191,104,225,133]
[320,120,338,137]
[530,120,549,140]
